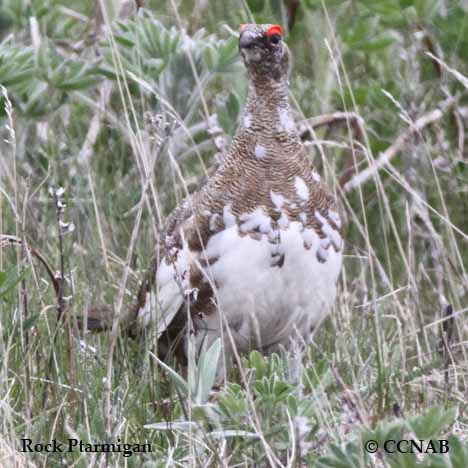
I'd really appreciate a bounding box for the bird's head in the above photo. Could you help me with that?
[238,24,289,81]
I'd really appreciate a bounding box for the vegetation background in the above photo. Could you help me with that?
[0,0,467,466]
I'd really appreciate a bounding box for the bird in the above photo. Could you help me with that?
[132,23,343,378]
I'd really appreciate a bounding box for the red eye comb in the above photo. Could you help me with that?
[266,24,282,37]
[239,24,247,32]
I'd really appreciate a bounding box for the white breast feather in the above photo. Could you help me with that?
[202,220,342,351]
[139,214,343,354]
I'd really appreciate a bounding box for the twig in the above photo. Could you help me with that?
[304,112,364,130]
[54,190,66,323]
[427,52,468,89]
[300,111,364,140]
[452,109,465,160]
[300,111,367,188]
[53,189,75,389]
[419,27,442,77]
[439,304,455,388]
[20,183,33,422]
[0,235,59,297]
[343,98,456,193]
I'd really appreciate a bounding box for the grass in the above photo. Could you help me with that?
[0,0,467,467]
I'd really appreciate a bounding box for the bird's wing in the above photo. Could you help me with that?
[135,238,194,335]
[132,194,205,337]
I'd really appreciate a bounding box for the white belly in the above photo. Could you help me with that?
[201,221,342,352]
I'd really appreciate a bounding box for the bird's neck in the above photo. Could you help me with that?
[243,74,290,123]
[221,72,303,171]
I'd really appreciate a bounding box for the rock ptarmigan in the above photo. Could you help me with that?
[134,24,343,376]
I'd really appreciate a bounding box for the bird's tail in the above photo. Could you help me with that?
[76,277,187,362]
[76,277,150,335]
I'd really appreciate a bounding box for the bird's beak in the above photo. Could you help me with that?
[239,30,257,49]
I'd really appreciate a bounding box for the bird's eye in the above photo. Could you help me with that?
[269,33,281,45]
[266,24,283,45]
